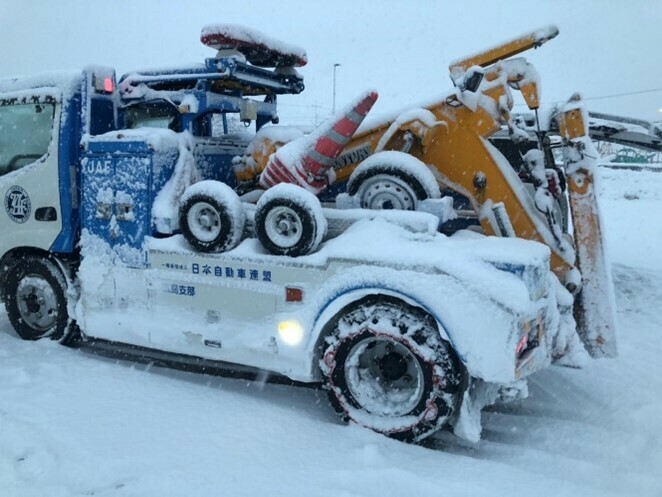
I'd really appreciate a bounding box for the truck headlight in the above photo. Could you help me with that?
[278,320,303,346]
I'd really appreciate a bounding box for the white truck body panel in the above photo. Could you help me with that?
[77,219,561,385]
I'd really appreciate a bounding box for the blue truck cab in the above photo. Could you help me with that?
[0,53,304,279]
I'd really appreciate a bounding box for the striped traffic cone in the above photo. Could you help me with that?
[259,90,378,194]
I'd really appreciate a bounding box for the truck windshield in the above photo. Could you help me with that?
[0,101,55,176]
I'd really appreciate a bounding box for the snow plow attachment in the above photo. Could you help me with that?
[558,96,618,358]
[259,91,378,193]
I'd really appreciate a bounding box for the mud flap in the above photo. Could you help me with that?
[450,379,528,442]
[567,168,618,358]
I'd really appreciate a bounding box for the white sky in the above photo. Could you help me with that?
[2,0,661,124]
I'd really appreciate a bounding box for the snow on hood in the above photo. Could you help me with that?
[357,93,452,135]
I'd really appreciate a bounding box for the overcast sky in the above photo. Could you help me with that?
[2,0,661,124]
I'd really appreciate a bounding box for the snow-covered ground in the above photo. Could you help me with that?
[1,167,661,497]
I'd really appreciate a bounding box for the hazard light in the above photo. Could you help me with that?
[93,72,115,94]
[516,334,528,357]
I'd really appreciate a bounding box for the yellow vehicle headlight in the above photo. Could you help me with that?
[278,320,303,346]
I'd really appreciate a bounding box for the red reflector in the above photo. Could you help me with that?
[285,287,303,302]
[103,77,114,93]
[516,334,528,356]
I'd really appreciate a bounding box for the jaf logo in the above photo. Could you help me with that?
[4,186,31,224]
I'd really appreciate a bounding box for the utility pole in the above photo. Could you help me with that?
[332,63,341,114]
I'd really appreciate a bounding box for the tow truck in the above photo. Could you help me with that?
[0,25,583,442]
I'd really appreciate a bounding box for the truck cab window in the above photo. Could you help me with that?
[124,104,180,131]
[199,112,253,137]
[0,102,55,176]
[124,104,181,131]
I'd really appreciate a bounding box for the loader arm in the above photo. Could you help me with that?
[449,26,558,85]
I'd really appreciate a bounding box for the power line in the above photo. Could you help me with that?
[582,87,662,102]
[514,86,662,107]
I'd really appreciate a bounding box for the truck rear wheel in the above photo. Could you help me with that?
[320,298,465,442]
[179,181,245,253]
[4,257,77,343]
[255,184,327,257]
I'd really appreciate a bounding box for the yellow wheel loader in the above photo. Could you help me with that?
[236,26,617,358]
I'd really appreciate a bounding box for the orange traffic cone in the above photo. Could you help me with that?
[260,90,378,194]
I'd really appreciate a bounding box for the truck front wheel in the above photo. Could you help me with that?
[4,257,77,343]
[320,299,465,442]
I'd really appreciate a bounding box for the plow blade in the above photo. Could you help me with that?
[568,168,618,358]
[558,96,618,358]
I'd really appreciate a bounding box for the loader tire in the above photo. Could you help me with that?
[179,181,245,253]
[4,256,78,344]
[347,151,439,211]
[320,297,465,442]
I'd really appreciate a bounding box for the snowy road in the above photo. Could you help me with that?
[1,168,661,497]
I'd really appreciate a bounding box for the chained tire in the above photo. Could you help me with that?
[4,256,78,344]
[347,151,440,211]
[320,297,465,442]
[255,184,327,257]
[179,181,245,253]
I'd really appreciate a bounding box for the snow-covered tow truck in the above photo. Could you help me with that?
[0,25,580,442]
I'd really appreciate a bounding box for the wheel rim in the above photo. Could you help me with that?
[16,275,59,332]
[264,205,303,249]
[187,201,222,242]
[344,336,425,417]
[358,174,417,210]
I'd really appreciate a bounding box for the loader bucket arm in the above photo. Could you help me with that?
[449,26,559,83]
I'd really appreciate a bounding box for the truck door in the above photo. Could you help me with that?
[0,93,64,259]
